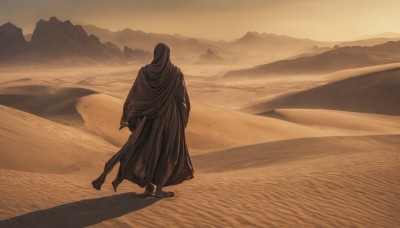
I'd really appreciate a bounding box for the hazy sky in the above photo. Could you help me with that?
[1,0,399,41]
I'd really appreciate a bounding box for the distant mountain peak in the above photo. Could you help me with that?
[0,22,26,53]
[0,17,125,62]
[1,22,18,29]
[0,22,24,37]
[123,46,151,60]
[49,16,60,23]
[36,16,65,27]
[234,31,285,44]
[245,31,262,37]
[31,17,88,45]
[205,48,215,55]
[198,47,224,64]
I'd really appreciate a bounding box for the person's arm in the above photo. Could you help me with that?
[183,78,190,120]
[120,69,141,130]
[181,73,190,127]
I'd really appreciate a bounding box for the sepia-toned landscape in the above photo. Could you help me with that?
[1,1,400,227]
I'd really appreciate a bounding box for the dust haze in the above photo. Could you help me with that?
[1,2,400,227]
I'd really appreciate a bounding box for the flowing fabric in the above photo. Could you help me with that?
[92,43,194,191]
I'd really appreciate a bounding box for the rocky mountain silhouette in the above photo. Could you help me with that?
[29,17,122,59]
[123,46,151,61]
[83,25,336,62]
[0,17,129,64]
[197,48,225,64]
[83,25,212,61]
[0,23,27,59]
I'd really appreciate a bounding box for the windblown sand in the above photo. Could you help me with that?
[0,64,399,227]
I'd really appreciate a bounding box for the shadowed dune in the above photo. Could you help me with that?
[0,85,97,124]
[246,67,400,115]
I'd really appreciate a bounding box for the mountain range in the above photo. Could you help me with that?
[0,17,148,64]
[225,40,400,77]
[83,26,335,62]
[2,17,400,66]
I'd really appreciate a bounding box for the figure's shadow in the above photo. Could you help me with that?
[0,193,159,228]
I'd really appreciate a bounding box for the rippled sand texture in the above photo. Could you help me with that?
[0,64,399,227]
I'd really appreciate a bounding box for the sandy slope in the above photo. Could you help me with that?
[0,105,116,174]
[262,109,400,134]
[246,67,400,115]
[0,135,399,227]
[76,93,130,147]
[75,92,326,152]
[76,94,399,154]
[0,84,97,124]
[0,64,400,227]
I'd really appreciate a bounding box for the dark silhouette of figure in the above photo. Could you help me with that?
[92,43,194,198]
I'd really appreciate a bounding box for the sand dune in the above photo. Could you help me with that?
[186,104,328,152]
[262,109,400,134]
[76,93,130,147]
[323,63,400,81]
[0,80,326,154]
[0,64,399,227]
[0,105,115,174]
[247,67,400,115]
[338,37,400,47]
[76,93,330,153]
[0,84,96,124]
[193,134,400,173]
[73,90,400,156]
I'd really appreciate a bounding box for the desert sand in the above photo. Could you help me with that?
[0,63,399,227]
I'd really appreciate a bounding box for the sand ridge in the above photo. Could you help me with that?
[245,67,400,115]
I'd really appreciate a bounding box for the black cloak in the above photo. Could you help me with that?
[92,43,194,191]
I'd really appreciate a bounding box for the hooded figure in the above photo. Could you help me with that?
[92,43,194,198]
